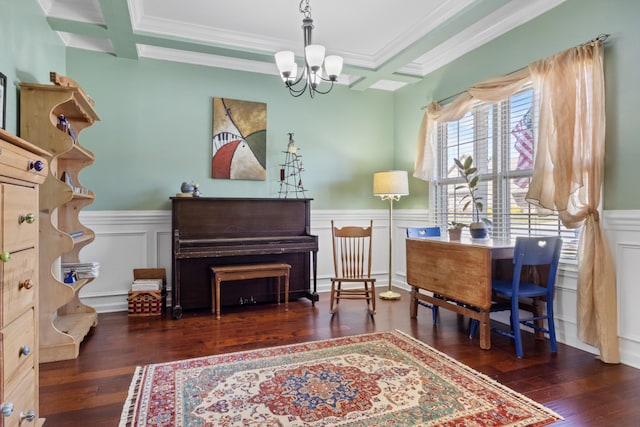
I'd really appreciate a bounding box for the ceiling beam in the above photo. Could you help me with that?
[98,0,138,59]
[46,17,108,39]
[349,0,511,91]
[132,33,280,64]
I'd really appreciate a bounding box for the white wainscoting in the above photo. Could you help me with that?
[76,209,640,368]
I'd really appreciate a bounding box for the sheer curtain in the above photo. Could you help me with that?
[527,40,619,364]
[413,68,530,181]
[414,39,619,364]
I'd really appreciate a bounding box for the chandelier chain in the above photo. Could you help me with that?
[299,0,312,18]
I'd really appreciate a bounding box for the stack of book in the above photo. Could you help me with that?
[131,278,163,291]
[128,272,165,316]
[61,261,100,279]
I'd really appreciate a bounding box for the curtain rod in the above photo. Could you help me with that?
[421,33,610,110]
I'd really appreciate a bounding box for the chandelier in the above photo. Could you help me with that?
[274,0,343,98]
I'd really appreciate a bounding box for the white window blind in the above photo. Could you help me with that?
[432,87,579,259]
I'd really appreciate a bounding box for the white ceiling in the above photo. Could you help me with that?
[38,0,566,91]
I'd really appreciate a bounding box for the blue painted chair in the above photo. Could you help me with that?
[406,227,441,239]
[470,236,562,358]
[406,227,441,323]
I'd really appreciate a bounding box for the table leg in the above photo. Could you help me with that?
[479,310,491,350]
[410,287,418,318]
[533,297,545,340]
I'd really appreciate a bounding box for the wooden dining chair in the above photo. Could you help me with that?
[470,236,563,358]
[330,220,376,315]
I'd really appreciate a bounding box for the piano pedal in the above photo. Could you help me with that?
[238,296,257,305]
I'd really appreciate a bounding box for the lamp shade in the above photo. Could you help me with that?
[373,170,409,196]
[324,55,343,79]
[275,50,296,77]
[305,44,326,71]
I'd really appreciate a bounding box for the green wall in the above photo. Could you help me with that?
[0,0,65,135]
[4,0,640,210]
[395,0,640,210]
[66,50,395,210]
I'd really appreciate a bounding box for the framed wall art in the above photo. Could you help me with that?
[0,72,6,130]
[211,97,267,181]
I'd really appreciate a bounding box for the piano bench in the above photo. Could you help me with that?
[210,263,292,319]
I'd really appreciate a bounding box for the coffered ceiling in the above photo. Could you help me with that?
[37,0,566,91]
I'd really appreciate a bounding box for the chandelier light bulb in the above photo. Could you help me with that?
[286,65,298,83]
[310,71,321,89]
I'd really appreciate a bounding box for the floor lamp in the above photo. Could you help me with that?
[373,170,409,300]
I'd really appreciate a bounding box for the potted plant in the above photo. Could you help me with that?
[454,156,491,239]
[447,221,466,240]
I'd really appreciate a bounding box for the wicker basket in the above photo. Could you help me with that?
[127,290,162,316]
[128,268,167,317]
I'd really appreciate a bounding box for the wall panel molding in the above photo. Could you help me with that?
[75,209,640,368]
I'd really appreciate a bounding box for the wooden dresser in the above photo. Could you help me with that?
[0,129,48,425]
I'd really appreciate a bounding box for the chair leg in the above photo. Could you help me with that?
[432,294,442,323]
[363,281,370,310]
[512,298,524,358]
[469,319,478,339]
[369,280,376,315]
[330,280,337,314]
[547,298,558,353]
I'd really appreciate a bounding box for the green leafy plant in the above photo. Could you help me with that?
[453,155,491,225]
[448,221,467,230]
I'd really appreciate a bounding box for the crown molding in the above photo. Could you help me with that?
[405,0,567,76]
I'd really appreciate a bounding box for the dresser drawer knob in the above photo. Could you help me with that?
[0,402,13,417]
[29,160,44,172]
[19,213,35,224]
[19,279,34,290]
[20,409,36,422]
[20,345,31,357]
[1,251,9,263]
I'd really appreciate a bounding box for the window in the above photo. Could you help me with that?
[432,87,579,259]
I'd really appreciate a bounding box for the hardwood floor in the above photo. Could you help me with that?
[40,289,640,426]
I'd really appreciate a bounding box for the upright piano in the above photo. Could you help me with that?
[171,197,318,319]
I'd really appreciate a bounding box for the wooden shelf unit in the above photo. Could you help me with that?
[20,79,100,363]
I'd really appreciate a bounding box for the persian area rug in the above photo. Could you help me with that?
[119,330,562,426]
